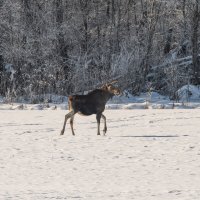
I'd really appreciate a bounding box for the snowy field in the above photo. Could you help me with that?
[0,109,200,200]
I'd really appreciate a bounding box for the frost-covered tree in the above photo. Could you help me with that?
[0,0,200,102]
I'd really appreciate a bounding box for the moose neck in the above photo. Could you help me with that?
[102,90,114,103]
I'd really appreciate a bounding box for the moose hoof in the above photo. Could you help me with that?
[60,130,64,135]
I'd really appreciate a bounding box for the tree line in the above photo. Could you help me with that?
[0,0,200,102]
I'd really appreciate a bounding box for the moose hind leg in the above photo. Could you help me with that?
[70,115,75,136]
[60,111,75,135]
[101,114,107,135]
[96,113,101,135]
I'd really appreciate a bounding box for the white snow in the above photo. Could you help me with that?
[1,84,200,110]
[1,90,200,110]
[4,64,16,81]
[0,109,200,199]
[177,85,200,102]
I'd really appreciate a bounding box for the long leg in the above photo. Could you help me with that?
[70,115,75,136]
[101,114,107,135]
[96,113,102,135]
[60,111,75,135]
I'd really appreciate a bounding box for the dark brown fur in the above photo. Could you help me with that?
[60,83,121,136]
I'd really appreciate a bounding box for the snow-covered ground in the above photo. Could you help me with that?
[1,109,200,200]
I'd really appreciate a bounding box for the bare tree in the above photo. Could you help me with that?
[191,0,200,84]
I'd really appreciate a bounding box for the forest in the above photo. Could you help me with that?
[0,0,200,103]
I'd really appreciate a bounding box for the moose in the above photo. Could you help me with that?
[60,81,121,136]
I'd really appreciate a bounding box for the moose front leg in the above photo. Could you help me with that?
[101,114,107,135]
[61,111,75,135]
[96,113,102,135]
[70,116,75,136]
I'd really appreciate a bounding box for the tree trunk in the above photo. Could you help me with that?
[164,28,173,54]
[191,1,200,84]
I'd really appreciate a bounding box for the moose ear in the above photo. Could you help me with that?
[101,84,107,89]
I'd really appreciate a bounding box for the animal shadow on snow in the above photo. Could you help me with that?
[118,135,180,138]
